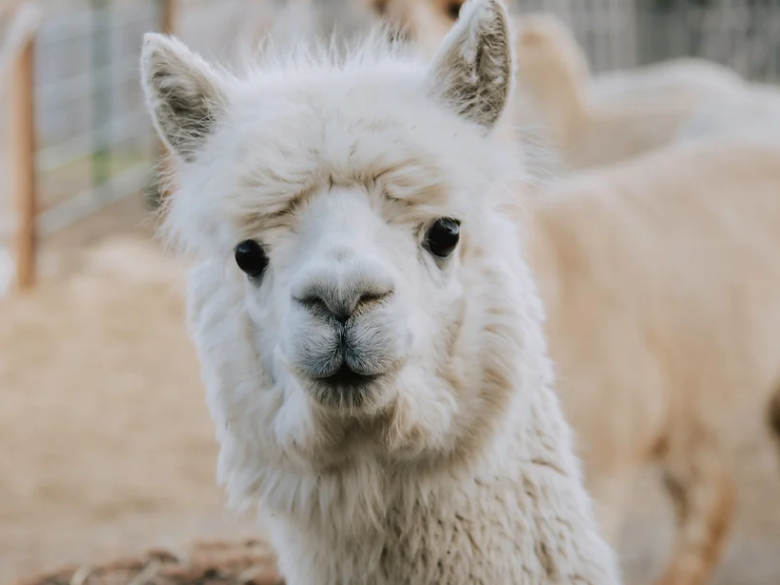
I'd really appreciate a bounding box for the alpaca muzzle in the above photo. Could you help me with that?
[292,315,404,409]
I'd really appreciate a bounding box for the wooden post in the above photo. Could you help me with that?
[9,31,36,290]
[161,0,176,35]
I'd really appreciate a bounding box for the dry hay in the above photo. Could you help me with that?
[0,234,256,582]
[10,538,283,585]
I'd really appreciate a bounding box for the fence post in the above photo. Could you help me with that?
[9,28,37,291]
[91,0,112,200]
[161,0,176,35]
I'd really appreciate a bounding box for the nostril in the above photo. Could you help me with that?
[294,294,330,316]
[355,288,394,312]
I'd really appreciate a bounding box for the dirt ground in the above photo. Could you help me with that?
[2,196,780,584]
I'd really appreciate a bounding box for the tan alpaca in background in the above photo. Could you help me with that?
[676,81,780,143]
[515,135,780,585]
[508,14,741,169]
[591,56,744,103]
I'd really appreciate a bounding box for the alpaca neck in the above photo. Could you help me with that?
[263,386,586,585]
[262,368,618,585]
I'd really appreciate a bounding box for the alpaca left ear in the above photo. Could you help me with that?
[425,0,514,130]
[140,33,228,162]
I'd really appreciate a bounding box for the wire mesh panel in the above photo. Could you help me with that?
[0,7,18,294]
[34,0,159,237]
[512,0,780,80]
[635,0,780,81]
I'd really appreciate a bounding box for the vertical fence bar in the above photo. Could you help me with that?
[9,30,37,290]
[161,0,176,35]
[92,0,112,198]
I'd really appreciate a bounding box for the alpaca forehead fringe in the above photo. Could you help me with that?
[230,20,421,83]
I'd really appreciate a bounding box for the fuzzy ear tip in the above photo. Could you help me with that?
[141,32,183,65]
[142,32,165,54]
[453,0,510,45]
[140,32,166,71]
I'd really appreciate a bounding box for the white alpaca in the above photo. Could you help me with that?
[140,1,622,584]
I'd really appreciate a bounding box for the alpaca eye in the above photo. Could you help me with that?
[446,1,462,20]
[234,240,269,279]
[424,218,460,258]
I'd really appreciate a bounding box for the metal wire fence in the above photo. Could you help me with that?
[2,0,780,293]
[634,0,780,81]
[34,0,159,237]
[514,0,780,80]
[0,0,282,291]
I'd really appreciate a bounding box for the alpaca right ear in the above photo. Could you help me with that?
[425,0,513,130]
[141,33,228,162]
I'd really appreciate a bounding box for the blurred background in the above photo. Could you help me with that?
[2,0,780,584]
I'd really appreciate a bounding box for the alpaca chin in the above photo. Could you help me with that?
[302,369,399,414]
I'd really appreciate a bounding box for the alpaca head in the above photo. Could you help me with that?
[142,0,538,496]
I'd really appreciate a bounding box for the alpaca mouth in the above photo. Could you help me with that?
[306,361,383,408]
[316,363,380,389]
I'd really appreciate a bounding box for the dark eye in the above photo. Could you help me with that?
[374,0,387,15]
[424,218,461,258]
[446,1,462,20]
[235,239,269,279]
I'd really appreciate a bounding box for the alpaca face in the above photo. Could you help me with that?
[142,0,523,474]
[238,181,459,414]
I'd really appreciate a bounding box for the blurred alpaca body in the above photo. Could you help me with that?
[518,136,780,585]
[676,82,780,143]
[510,14,743,170]
[591,57,744,105]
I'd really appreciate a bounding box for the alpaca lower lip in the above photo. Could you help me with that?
[316,364,380,388]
